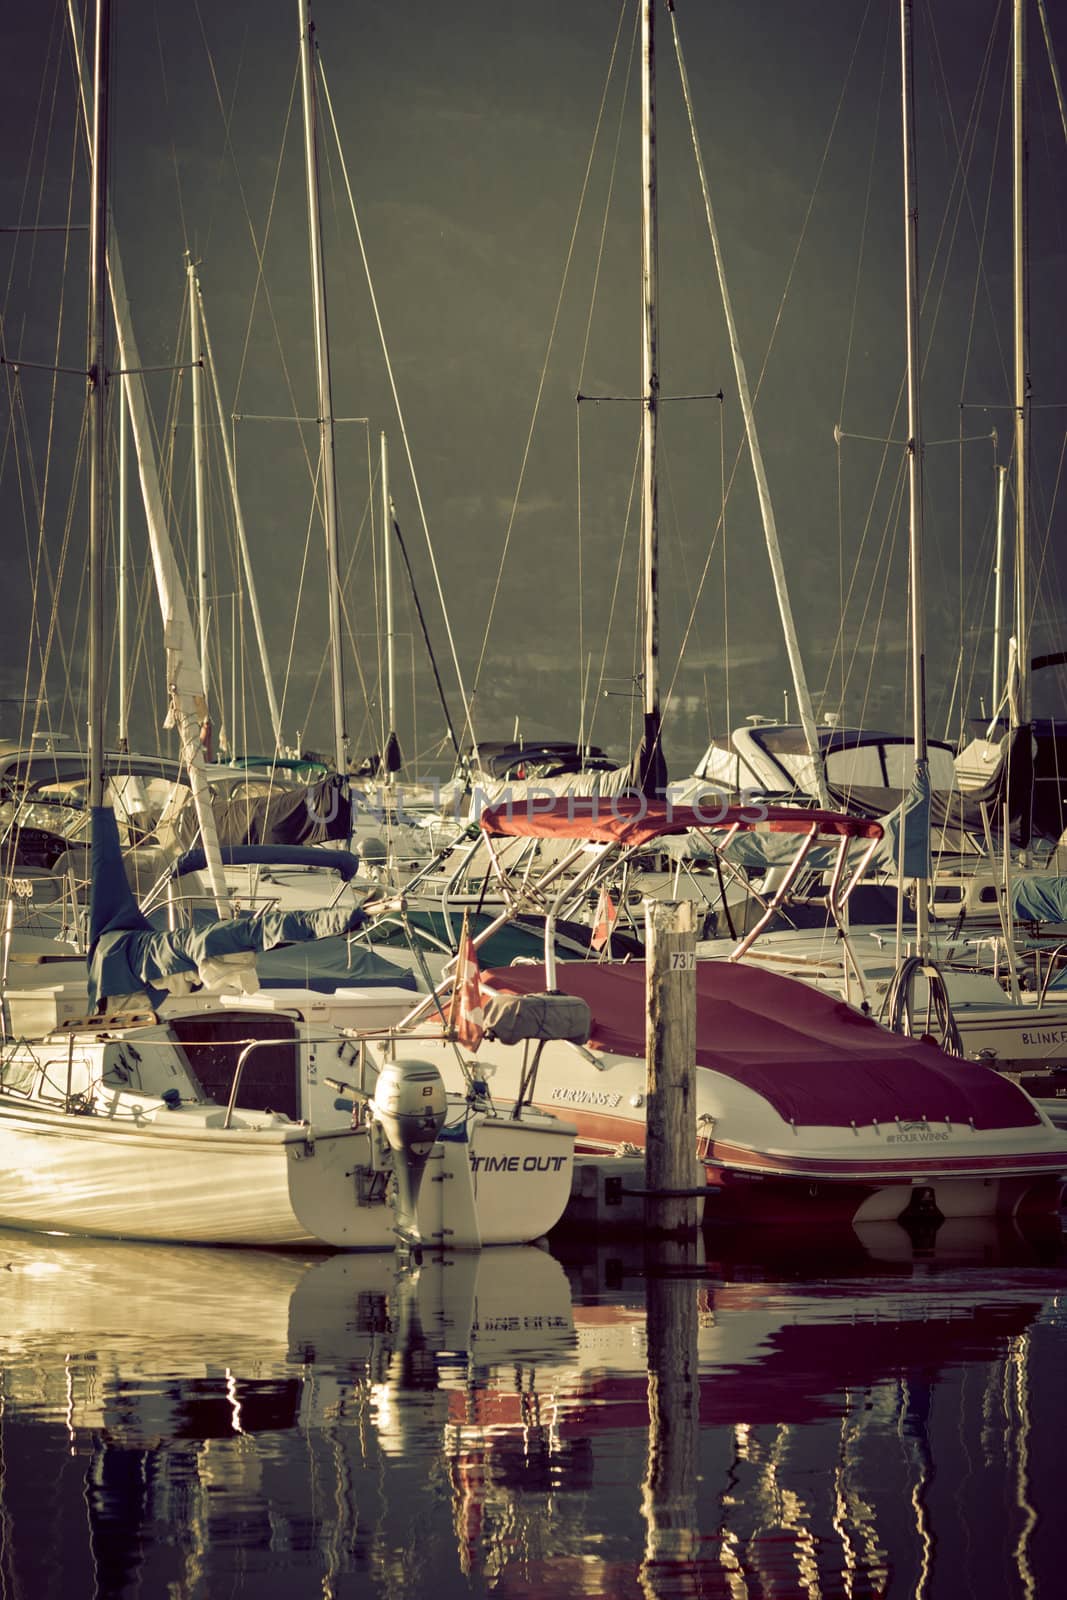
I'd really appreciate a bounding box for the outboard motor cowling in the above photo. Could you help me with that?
[369,1058,448,1246]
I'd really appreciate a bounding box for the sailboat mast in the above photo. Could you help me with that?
[1013,0,1031,730]
[194,270,285,755]
[639,0,663,794]
[68,0,230,917]
[298,0,348,777]
[900,0,930,951]
[186,251,213,759]
[116,348,129,751]
[86,0,111,810]
[992,462,1008,717]
[381,430,397,769]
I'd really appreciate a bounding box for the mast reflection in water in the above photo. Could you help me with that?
[0,1215,1064,1598]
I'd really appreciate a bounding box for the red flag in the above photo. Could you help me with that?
[591,886,617,952]
[448,912,485,1050]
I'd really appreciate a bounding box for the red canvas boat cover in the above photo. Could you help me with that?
[483,960,1040,1131]
[478,796,883,848]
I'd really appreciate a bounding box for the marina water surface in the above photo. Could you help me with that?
[1,1216,1065,1598]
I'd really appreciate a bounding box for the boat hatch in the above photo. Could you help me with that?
[167,1011,301,1121]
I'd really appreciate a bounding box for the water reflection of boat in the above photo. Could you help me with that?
[1,1215,1063,1597]
[447,1214,1064,1596]
[0,1230,576,1434]
[0,1227,576,1595]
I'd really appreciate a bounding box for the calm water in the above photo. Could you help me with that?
[1,1214,1066,1599]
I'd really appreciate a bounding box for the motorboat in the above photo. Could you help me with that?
[363,797,1067,1226]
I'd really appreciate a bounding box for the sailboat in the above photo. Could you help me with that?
[0,0,577,1255]
[0,802,577,1250]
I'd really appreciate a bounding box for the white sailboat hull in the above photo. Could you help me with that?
[0,1099,391,1248]
[0,1092,577,1250]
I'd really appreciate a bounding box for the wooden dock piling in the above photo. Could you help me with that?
[640,1239,700,1576]
[644,898,699,1237]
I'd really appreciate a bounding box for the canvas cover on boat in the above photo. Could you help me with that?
[88,808,374,1010]
[463,740,616,780]
[480,991,592,1045]
[177,773,353,849]
[252,935,416,993]
[483,960,1041,1132]
[166,843,363,882]
[1010,875,1067,924]
[479,797,882,849]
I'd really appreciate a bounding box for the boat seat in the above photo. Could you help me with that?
[481,991,591,1046]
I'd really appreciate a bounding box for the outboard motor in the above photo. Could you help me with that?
[357,835,388,880]
[369,1059,448,1247]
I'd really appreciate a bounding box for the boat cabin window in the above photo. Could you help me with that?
[824,746,886,789]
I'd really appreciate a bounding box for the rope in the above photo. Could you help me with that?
[584,434,642,755]
[719,395,729,740]
[835,9,892,717]
[191,29,330,759]
[389,510,461,760]
[826,3,1009,732]
[883,955,964,1058]
[1037,0,1067,148]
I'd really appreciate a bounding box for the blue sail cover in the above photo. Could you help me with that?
[869,763,931,879]
[1011,876,1067,924]
[167,843,363,882]
[88,808,372,1011]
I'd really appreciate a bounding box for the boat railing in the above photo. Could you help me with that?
[1037,944,1067,1008]
[223,1037,291,1129]
[159,882,283,931]
[62,1026,376,1129]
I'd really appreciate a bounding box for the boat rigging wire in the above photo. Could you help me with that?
[577,6,638,753]
[317,57,480,759]
[1037,0,1067,146]
[470,1,633,727]
[659,0,871,744]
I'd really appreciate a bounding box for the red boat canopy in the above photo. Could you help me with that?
[482,960,1039,1132]
[478,796,883,848]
